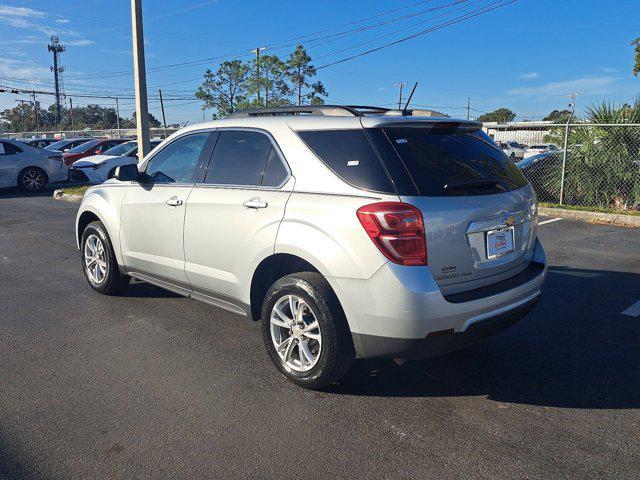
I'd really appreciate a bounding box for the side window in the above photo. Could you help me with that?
[1,142,22,155]
[205,130,272,186]
[145,132,209,184]
[261,148,288,187]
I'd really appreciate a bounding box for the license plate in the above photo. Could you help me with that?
[486,227,515,259]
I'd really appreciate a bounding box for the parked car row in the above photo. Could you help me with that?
[497,140,558,160]
[69,140,162,183]
[0,136,162,191]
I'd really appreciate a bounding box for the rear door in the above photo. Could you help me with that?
[0,142,25,187]
[184,129,293,307]
[375,125,538,294]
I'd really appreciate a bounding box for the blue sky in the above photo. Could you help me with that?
[1,0,639,125]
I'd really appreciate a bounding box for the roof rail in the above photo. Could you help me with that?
[225,104,450,119]
[226,105,364,118]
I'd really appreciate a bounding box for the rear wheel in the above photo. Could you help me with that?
[81,221,129,295]
[261,272,355,389]
[19,167,48,192]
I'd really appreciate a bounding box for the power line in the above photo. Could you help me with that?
[316,0,517,69]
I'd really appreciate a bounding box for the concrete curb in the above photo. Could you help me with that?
[539,206,640,228]
[53,189,83,203]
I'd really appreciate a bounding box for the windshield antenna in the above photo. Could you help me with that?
[402,81,418,114]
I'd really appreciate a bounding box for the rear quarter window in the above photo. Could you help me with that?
[297,129,394,193]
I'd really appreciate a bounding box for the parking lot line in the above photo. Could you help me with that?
[538,217,563,226]
[621,300,640,317]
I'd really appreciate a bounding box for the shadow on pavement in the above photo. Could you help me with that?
[330,266,640,409]
[0,433,52,480]
[122,282,182,299]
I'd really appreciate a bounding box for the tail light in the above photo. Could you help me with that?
[356,202,427,266]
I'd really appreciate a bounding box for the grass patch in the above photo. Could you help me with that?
[540,202,640,216]
[61,185,91,196]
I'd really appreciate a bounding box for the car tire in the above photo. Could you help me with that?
[18,167,48,192]
[261,272,355,389]
[81,221,129,295]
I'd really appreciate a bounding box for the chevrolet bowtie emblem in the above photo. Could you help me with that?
[505,216,516,227]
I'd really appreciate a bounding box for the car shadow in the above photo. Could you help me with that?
[0,185,60,199]
[121,282,182,299]
[328,266,640,409]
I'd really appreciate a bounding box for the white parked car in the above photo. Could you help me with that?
[69,140,162,183]
[524,143,558,158]
[0,139,67,191]
[498,141,526,160]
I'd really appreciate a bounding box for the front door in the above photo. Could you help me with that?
[120,131,212,289]
[184,129,293,307]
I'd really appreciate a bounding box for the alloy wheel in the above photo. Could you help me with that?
[270,294,322,372]
[22,169,45,191]
[84,234,107,284]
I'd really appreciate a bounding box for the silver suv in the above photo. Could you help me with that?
[76,105,546,389]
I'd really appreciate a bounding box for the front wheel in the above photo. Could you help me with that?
[81,221,129,295]
[261,272,355,389]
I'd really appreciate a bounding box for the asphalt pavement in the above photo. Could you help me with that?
[1,188,639,479]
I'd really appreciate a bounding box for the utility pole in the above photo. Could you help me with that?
[559,93,577,205]
[466,97,471,120]
[47,36,65,126]
[115,97,121,137]
[15,100,28,132]
[158,89,168,137]
[69,97,75,132]
[394,82,406,110]
[131,0,150,161]
[31,91,39,132]
[252,47,266,106]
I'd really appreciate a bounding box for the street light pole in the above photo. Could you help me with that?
[131,0,150,161]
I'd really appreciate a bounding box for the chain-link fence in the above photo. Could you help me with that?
[485,122,640,212]
[0,127,178,141]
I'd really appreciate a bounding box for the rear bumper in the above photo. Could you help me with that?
[331,239,547,358]
[352,295,538,359]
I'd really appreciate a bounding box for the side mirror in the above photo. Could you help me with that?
[114,164,139,181]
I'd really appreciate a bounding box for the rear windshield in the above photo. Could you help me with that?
[67,139,100,154]
[381,127,528,196]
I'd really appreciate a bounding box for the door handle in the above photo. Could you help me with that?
[165,197,183,207]
[243,198,268,209]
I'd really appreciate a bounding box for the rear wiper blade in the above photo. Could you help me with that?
[444,179,503,190]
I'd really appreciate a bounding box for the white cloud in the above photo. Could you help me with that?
[55,18,70,24]
[0,58,51,84]
[507,76,617,97]
[0,6,47,18]
[66,39,94,46]
[518,72,539,80]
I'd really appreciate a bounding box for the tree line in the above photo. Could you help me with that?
[0,102,165,133]
[196,44,327,118]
